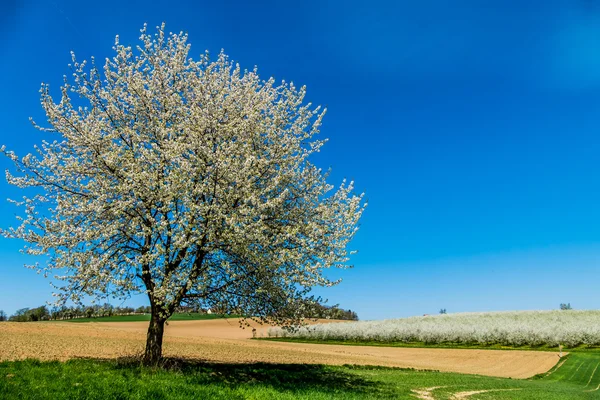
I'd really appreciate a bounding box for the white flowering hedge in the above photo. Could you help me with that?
[268,310,600,347]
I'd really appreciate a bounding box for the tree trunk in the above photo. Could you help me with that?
[143,311,166,365]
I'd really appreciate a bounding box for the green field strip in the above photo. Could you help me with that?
[578,360,597,387]
[584,363,600,389]
[536,356,567,383]
[541,352,600,395]
[569,361,585,381]
[3,358,600,399]
[565,359,590,384]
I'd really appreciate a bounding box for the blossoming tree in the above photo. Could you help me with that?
[1,24,365,364]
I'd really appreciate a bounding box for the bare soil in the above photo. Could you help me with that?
[0,320,560,379]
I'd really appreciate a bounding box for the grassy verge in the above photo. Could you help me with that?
[1,354,599,399]
[58,313,240,323]
[259,337,600,353]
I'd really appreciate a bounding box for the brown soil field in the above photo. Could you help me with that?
[0,319,561,379]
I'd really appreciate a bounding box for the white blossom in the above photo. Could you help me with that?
[269,310,600,347]
[1,23,366,329]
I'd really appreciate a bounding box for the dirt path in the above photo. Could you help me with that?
[0,320,560,379]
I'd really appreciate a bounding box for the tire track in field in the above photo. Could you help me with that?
[585,383,600,392]
[450,389,521,399]
[568,361,584,381]
[411,387,521,400]
[585,362,599,388]
[410,386,447,399]
[543,357,568,378]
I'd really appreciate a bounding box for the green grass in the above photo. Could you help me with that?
[59,313,240,323]
[1,353,600,399]
[541,353,600,391]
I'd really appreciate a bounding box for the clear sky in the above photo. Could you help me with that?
[1,0,600,320]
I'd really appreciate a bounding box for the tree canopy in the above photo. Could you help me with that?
[1,24,365,363]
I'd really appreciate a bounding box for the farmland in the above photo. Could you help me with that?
[1,343,600,398]
[0,319,559,377]
[2,316,600,399]
[267,310,600,348]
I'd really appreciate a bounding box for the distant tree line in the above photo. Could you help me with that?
[309,304,359,321]
[0,303,358,322]
[2,304,153,322]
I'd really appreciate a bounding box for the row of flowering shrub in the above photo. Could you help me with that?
[268,310,600,347]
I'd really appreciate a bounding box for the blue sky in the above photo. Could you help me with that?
[1,0,600,320]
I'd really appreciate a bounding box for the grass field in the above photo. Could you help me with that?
[61,313,239,323]
[1,353,599,399]
[542,353,600,392]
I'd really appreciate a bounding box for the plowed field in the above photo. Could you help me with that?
[0,320,561,379]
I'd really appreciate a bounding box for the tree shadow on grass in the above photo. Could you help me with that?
[97,356,390,396]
